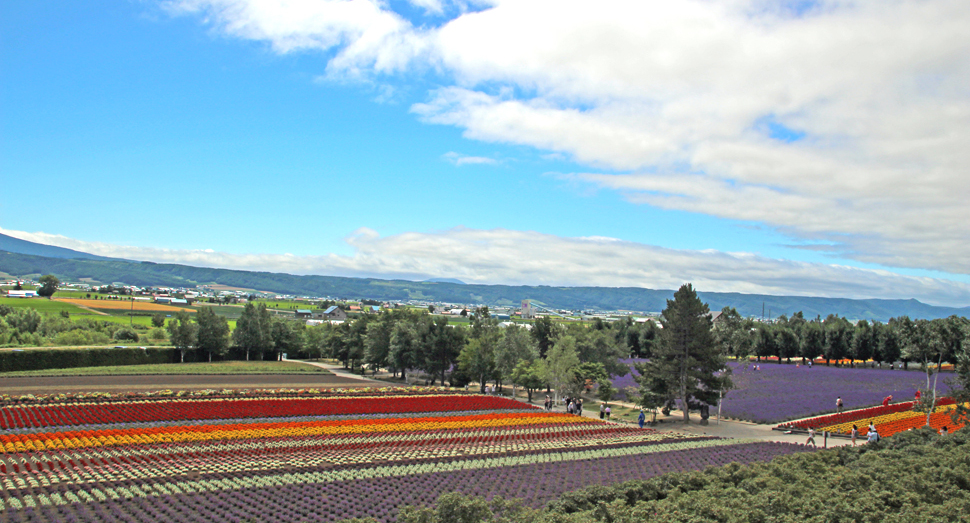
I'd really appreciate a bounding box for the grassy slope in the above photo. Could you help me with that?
[0,360,330,377]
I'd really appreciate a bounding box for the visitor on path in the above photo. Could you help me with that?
[806,427,817,448]
[836,396,844,414]
[851,425,858,446]
[605,405,611,420]
[941,426,948,436]
[599,403,605,420]
[577,399,583,416]
[638,409,646,429]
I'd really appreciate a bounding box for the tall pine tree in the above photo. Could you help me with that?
[638,283,731,423]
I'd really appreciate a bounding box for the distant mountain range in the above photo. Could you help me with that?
[0,233,123,262]
[1,235,967,321]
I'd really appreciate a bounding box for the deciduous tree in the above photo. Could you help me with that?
[37,275,59,299]
[196,306,230,362]
[543,335,581,401]
[167,310,198,363]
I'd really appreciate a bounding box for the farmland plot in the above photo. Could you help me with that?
[0,388,808,522]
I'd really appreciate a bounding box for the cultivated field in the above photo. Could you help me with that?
[0,389,808,522]
[56,298,186,312]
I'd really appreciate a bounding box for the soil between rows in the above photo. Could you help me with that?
[0,373,373,394]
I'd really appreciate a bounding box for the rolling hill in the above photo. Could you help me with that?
[1,249,967,321]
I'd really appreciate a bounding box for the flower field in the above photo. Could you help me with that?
[777,397,967,437]
[0,388,809,522]
[612,359,953,423]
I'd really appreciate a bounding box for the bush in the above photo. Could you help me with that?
[147,328,168,341]
[113,328,140,342]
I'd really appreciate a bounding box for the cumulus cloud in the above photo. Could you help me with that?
[4,227,969,307]
[167,0,970,275]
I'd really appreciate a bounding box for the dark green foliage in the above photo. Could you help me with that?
[113,327,139,342]
[197,306,231,362]
[232,302,273,361]
[0,347,180,372]
[37,274,59,298]
[398,428,970,523]
[167,310,198,363]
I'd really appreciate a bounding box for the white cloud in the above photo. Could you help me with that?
[442,151,498,166]
[5,226,969,307]
[168,0,970,276]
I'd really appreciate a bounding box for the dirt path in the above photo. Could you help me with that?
[290,361,388,384]
[515,394,851,448]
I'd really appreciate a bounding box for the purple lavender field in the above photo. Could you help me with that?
[3,441,806,523]
[612,359,953,424]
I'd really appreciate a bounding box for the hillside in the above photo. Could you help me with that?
[0,233,123,262]
[1,250,967,321]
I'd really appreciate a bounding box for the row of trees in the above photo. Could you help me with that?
[714,310,969,370]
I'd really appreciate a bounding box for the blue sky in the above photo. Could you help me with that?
[2,1,969,306]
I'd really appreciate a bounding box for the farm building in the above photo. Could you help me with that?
[5,290,39,298]
[312,306,347,321]
[295,309,313,319]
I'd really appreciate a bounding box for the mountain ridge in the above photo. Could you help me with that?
[1,249,966,322]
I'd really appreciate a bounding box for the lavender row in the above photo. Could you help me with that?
[2,441,809,523]
[611,359,951,424]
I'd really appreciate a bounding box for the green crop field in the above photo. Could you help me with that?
[0,360,330,377]
[0,297,88,314]
[194,304,246,320]
[253,299,321,310]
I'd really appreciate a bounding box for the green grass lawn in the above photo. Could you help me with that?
[597,403,643,424]
[0,360,330,377]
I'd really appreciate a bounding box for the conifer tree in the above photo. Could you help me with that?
[638,284,731,423]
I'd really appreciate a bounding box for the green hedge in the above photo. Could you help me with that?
[0,347,179,373]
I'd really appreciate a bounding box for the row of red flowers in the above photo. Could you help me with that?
[777,397,956,430]
[0,394,531,430]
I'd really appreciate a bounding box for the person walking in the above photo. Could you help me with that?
[638,409,646,429]
[605,405,611,420]
[599,403,605,420]
[851,425,859,446]
[836,396,844,414]
[806,427,817,448]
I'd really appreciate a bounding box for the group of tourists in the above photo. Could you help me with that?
[565,397,583,415]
